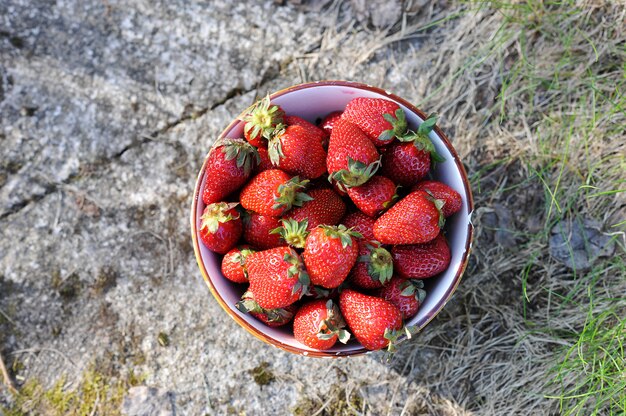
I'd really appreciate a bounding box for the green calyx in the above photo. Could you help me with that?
[396,114,445,163]
[270,218,309,249]
[399,280,427,304]
[283,251,310,297]
[236,291,295,323]
[217,138,261,176]
[230,247,256,278]
[319,224,363,248]
[329,156,381,191]
[272,176,313,213]
[378,108,408,143]
[383,325,416,353]
[200,202,240,234]
[317,300,351,344]
[383,185,401,209]
[241,95,284,141]
[359,242,393,285]
[267,124,287,166]
[424,193,446,229]
[236,291,264,315]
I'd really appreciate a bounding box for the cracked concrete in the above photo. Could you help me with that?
[0,1,476,414]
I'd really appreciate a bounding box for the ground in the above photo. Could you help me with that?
[1,1,625,415]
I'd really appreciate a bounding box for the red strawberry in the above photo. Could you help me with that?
[349,241,393,289]
[341,211,376,241]
[342,98,407,147]
[273,187,346,247]
[284,115,329,148]
[377,277,426,320]
[412,181,462,217]
[339,290,404,351]
[303,225,361,289]
[285,188,346,230]
[347,175,397,217]
[240,169,312,216]
[202,138,260,205]
[221,245,256,283]
[243,212,283,250]
[253,147,274,174]
[392,234,451,279]
[241,95,284,147]
[319,111,343,140]
[326,119,380,191]
[236,291,296,327]
[373,190,444,245]
[380,114,444,187]
[293,299,350,350]
[268,125,327,179]
[247,246,309,309]
[198,202,243,254]
[380,141,430,187]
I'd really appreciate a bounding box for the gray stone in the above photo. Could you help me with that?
[350,0,403,28]
[122,386,176,416]
[549,218,616,270]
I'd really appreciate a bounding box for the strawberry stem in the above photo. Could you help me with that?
[241,95,284,141]
[270,218,309,249]
[272,176,313,214]
[329,156,381,191]
[319,224,363,248]
[200,202,240,234]
[216,138,261,176]
[364,243,393,285]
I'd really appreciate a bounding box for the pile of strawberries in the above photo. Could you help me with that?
[199,95,462,352]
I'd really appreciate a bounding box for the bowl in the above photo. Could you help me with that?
[190,81,474,356]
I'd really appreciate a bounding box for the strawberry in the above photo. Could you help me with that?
[412,180,462,217]
[243,212,283,250]
[253,147,274,174]
[373,190,444,245]
[240,169,312,216]
[377,277,426,320]
[284,115,329,148]
[221,245,256,283]
[341,211,376,241]
[319,111,343,140]
[303,225,361,289]
[293,299,350,350]
[240,95,284,147]
[268,125,327,179]
[202,138,260,205]
[198,202,243,254]
[347,175,398,217]
[236,291,296,327]
[247,246,309,309]
[380,114,444,187]
[339,289,405,351]
[341,98,407,147]
[326,119,380,191]
[285,188,346,230]
[392,233,451,279]
[349,241,393,289]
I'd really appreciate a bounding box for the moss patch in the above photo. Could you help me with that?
[249,361,275,386]
[0,368,128,416]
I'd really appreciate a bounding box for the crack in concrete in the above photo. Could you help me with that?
[0,61,284,222]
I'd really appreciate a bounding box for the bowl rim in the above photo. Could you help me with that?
[190,80,474,357]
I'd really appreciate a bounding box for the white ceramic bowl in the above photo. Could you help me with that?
[191,81,474,356]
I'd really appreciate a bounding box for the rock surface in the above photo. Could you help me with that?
[122,387,176,416]
[1,1,448,414]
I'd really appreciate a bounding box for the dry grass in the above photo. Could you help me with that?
[298,1,625,414]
